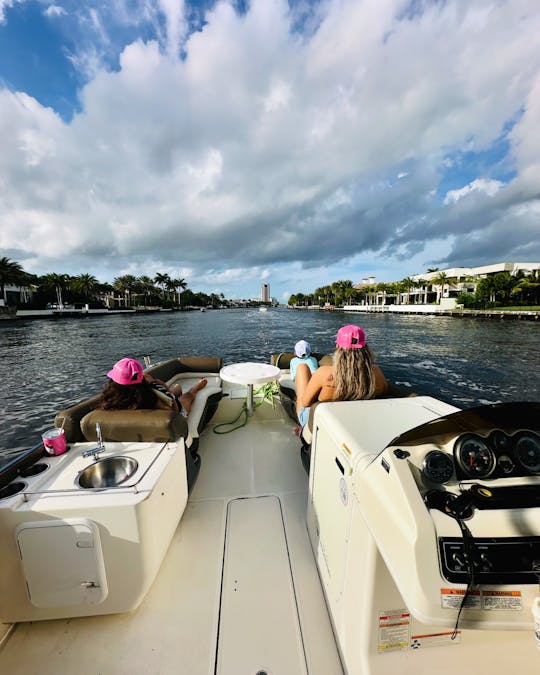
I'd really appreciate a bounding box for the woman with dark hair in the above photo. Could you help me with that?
[99,357,207,414]
[294,324,388,430]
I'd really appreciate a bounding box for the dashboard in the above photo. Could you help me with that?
[422,429,540,483]
[388,401,540,487]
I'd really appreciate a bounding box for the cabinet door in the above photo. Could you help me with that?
[16,518,108,608]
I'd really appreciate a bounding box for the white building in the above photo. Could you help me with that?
[353,262,539,307]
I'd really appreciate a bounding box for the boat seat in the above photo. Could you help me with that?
[270,352,333,424]
[79,373,222,448]
[55,356,223,443]
[80,408,188,444]
[165,372,223,444]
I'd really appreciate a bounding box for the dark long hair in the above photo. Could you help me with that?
[99,379,156,410]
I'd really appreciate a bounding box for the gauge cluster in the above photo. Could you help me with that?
[420,429,540,484]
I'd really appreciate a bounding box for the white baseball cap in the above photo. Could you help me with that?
[294,340,311,358]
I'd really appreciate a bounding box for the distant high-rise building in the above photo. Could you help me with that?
[261,283,270,302]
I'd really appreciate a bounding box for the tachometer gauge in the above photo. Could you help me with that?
[454,434,496,478]
[514,433,540,474]
[422,450,454,484]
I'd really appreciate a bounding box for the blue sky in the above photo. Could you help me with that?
[0,0,539,300]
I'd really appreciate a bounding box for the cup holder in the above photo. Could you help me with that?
[0,481,27,500]
[19,463,49,478]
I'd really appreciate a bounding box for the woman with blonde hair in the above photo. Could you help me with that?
[294,324,388,429]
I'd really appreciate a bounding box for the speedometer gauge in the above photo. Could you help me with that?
[514,433,540,474]
[454,434,496,478]
[422,450,454,484]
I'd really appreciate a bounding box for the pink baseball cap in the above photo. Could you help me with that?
[107,358,144,385]
[336,325,366,349]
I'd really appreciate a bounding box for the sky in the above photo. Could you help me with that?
[0,0,539,301]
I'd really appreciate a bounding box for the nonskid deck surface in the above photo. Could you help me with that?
[0,393,343,675]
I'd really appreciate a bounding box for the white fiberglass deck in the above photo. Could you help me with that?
[0,390,343,675]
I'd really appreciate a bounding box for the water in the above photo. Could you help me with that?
[1,308,539,455]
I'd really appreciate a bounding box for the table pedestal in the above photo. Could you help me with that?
[219,363,281,417]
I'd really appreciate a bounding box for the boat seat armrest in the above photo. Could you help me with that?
[80,409,188,443]
[55,394,102,443]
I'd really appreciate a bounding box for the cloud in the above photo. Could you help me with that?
[0,0,25,23]
[0,0,540,297]
[44,4,66,18]
[444,178,503,204]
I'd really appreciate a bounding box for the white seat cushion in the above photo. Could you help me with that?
[279,372,296,392]
[166,372,222,441]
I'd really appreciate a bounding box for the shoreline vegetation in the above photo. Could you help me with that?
[1,257,539,321]
[0,257,270,316]
[287,270,540,314]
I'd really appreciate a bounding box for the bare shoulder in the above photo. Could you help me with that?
[314,364,334,382]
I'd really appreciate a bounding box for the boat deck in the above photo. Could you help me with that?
[0,391,343,674]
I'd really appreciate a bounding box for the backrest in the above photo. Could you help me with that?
[80,408,188,443]
[146,356,222,382]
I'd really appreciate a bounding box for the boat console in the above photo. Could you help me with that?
[307,397,540,673]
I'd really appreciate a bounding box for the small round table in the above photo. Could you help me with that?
[220,362,281,416]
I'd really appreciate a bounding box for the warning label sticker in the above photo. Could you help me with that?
[482,590,522,611]
[441,588,522,611]
[440,588,481,610]
[377,609,410,651]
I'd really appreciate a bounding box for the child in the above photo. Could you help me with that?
[290,340,319,379]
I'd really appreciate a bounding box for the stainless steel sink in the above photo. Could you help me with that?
[77,456,139,489]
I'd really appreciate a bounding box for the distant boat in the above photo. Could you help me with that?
[259,306,268,312]
[200,308,206,312]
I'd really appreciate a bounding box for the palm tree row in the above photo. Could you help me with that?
[288,270,539,309]
[0,258,193,309]
[288,277,437,308]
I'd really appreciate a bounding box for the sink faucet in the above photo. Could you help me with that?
[82,422,106,461]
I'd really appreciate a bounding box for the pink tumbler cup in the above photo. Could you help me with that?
[42,428,67,456]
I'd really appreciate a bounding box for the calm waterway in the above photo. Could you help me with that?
[1,308,539,456]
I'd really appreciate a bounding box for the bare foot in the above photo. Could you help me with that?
[192,377,207,393]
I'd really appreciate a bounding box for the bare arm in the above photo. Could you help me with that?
[298,366,332,408]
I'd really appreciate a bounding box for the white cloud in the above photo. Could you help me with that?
[444,178,504,205]
[44,4,66,18]
[0,0,25,23]
[1,0,540,298]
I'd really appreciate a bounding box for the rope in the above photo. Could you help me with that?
[212,381,280,434]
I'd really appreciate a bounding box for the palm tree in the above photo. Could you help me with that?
[0,257,24,305]
[400,277,417,304]
[41,273,69,308]
[137,276,156,306]
[113,275,138,307]
[172,277,188,307]
[331,280,353,307]
[432,272,448,304]
[71,274,98,301]
[154,273,171,301]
